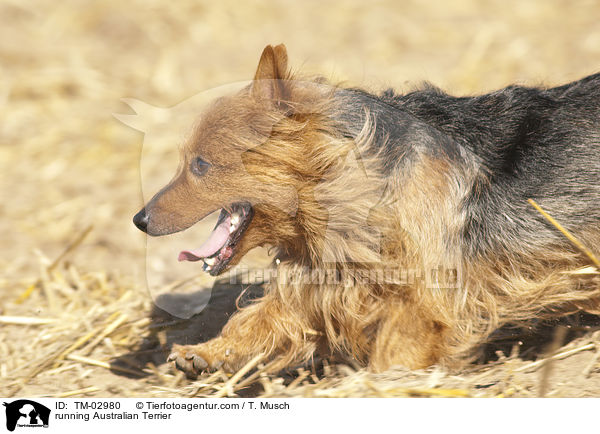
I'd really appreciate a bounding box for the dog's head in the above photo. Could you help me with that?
[134,44,327,275]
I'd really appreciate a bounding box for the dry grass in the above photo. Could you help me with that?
[2,0,600,397]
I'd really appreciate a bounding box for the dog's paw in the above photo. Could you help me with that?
[167,343,235,378]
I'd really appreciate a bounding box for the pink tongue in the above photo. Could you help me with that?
[178,215,231,262]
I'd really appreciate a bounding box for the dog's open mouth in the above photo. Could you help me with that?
[178,202,254,275]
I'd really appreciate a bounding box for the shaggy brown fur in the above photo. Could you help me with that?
[133,44,600,375]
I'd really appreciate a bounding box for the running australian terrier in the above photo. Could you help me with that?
[134,44,600,376]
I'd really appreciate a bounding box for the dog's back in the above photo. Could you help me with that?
[339,74,600,256]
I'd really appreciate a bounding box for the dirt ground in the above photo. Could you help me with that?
[2,0,600,397]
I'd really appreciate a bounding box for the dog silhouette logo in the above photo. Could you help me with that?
[3,400,50,431]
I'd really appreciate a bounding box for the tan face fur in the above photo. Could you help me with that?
[134,45,303,271]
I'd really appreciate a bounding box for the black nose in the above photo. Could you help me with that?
[133,208,149,232]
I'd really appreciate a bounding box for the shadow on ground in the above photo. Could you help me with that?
[109,278,264,378]
[478,313,600,364]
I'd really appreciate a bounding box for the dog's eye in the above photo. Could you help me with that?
[190,157,210,177]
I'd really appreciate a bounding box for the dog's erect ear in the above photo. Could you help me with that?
[252,44,289,103]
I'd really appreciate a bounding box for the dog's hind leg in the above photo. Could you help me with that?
[368,298,450,372]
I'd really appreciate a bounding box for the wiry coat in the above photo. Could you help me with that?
[137,45,600,375]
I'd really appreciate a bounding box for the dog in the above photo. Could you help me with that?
[133,44,600,376]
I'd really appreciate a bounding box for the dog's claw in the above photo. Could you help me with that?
[175,356,188,372]
[193,355,208,371]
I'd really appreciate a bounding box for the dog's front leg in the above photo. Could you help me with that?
[167,294,318,378]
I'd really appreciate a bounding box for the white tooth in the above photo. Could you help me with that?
[231,214,240,226]
[204,265,212,271]
[229,224,236,234]
[204,257,215,266]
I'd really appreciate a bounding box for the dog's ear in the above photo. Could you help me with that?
[252,44,289,104]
